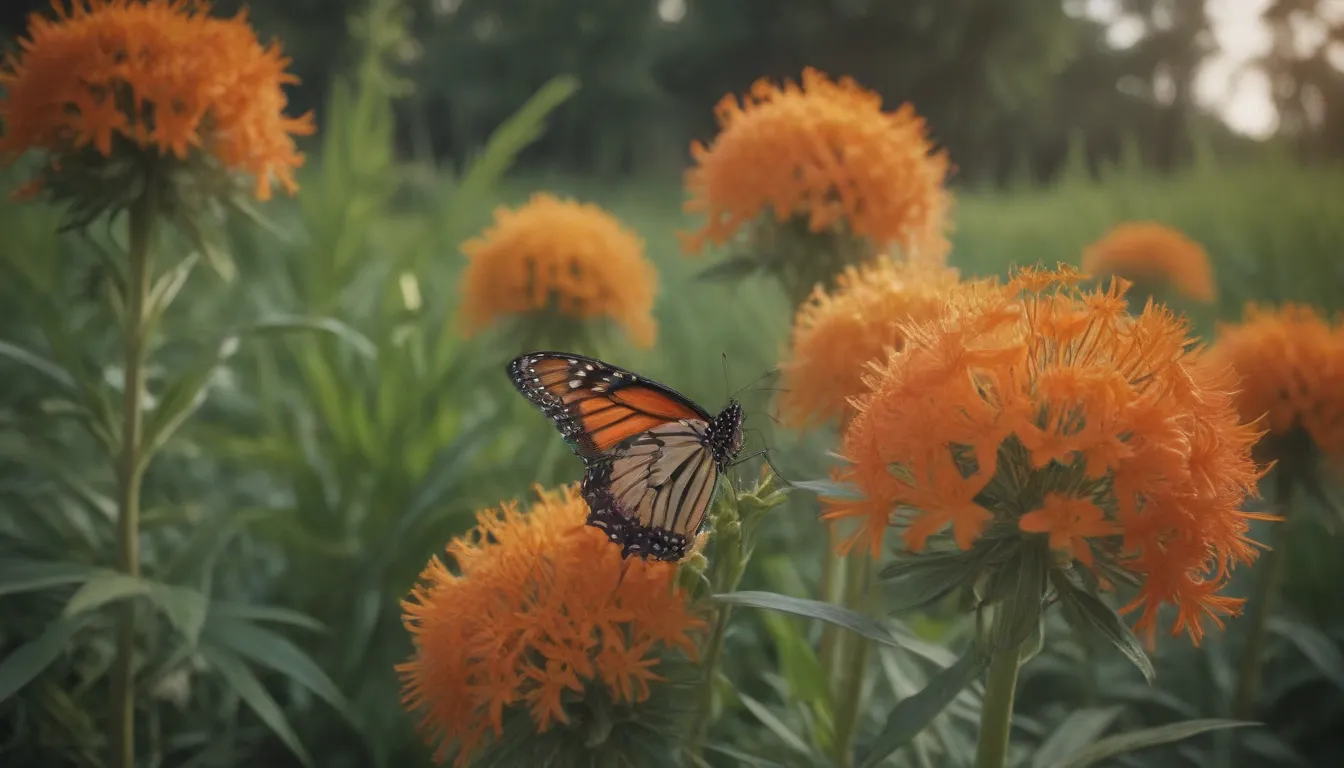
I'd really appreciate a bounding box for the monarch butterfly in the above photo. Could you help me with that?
[508,351,745,562]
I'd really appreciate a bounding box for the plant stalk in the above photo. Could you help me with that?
[830,553,874,767]
[688,600,733,757]
[111,179,156,768]
[1233,473,1293,720]
[818,522,842,686]
[973,644,1023,768]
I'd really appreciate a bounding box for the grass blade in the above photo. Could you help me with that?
[1046,719,1257,768]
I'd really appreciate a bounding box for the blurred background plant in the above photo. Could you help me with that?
[2,0,1344,766]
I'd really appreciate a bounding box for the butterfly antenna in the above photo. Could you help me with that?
[721,351,732,403]
[729,366,781,401]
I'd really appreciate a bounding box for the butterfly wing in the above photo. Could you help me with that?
[508,351,724,561]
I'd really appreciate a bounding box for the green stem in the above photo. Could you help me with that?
[974,644,1023,768]
[1233,474,1293,720]
[688,601,733,756]
[111,179,156,768]
[830,553,874,767]
[818,523,842,689]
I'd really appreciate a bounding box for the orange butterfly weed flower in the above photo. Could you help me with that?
[1081,222,1216,303]
[0,0,315,200]
[1210,303,1344,463]
[778,256,972,428]
[398,484,703,766]
[828,266,1266,643]
[459,193,659,348]
[680,67,952,264]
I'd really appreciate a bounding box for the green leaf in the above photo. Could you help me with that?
[713,591,914,651]
[62,571,153,616]
[789,478,864,501]
[149,583,209,646]
[208,603,327,633]
[1044,719,1256,768]
[0,339,75,391]
[140,336,240,469]
[0,615,89,702]
[204,617,352,723]
[1054,575,1155,683]
[1031,706,1124,768]
[1268,617,1344,694]
[702,744,790,768]
[857,649,986,768]
[140,316,375,468]
[204,647,314,768]
[428,75,580,255]
[759,611,832,724]
[880,550,978,613]
[0,559,96,598]
[736,691,817,757]
[694,254,765,283]
[240,316,377,361]
[144,252,199,329]
[62,572,208,645]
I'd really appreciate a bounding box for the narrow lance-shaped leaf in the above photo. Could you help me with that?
[0,339,76,391]
[713,591,913,650]
[1045,719,1257,768]
[143,252,199,332]
[424,74,581,263]
[62,572,208,645]
[736,691,818,758]
[139,316,377,470]
[0,559,96,598]
[857,649,987,768]
[203,616,354,723]
[1053,574,1156,683]
[140,336,240,471]
[240,316,377,361]
[0,615,90,703]
[1030,706,1125,768]
[789,478,865,501]
[1267,617,1344,695]
[205,647,314,768]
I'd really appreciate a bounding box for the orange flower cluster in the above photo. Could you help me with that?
[398,484,702,766]
[1211,303,1344,459]
[1081,222,1216,303]
[778,257,974,427]
[680,67,951,262]
[829,267,1265,643]
[459,193,659,348]
[0,0,315,200]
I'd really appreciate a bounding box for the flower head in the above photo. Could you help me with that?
[459,193,659,349]
[0,0,315,200]
[1210,303,1344,463]
[827,267,1265,643]
[398,484,703,765]
[678,68,952,305]
[778,257,974,428]
[1081,222,1216,303]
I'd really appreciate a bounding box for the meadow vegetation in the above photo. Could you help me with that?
[2,2,1344,768]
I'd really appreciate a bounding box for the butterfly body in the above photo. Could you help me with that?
[508,351,745,562]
